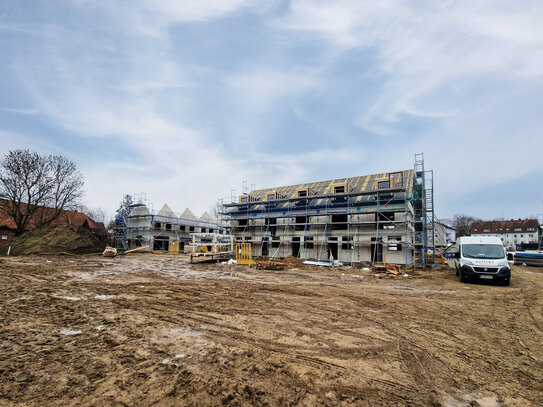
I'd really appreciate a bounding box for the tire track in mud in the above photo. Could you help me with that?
[151,279,447,404]
[133,287,399,376]
[396,339,453,405]
[2,257,543,406]
[519,290,543,333]
[508,270,543,375]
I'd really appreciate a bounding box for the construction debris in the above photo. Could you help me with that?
[102,246,117,257]
[372,264,402,275]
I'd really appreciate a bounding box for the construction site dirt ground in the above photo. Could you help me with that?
[1,255,542,406]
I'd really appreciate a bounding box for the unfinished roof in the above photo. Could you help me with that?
[130,203,150,217]
[227,169,414,212]
[180,208,197,221]
[154,204,176,222]
[199,211,214,222]
[229,170,414,212]
[157,204,175,216]
[247,169,413,199]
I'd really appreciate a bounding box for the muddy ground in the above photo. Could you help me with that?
[0,255,542,406]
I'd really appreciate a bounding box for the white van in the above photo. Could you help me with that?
[444,236,511,285]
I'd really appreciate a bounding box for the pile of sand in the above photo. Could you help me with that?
[282,255,306,268]
[1,224,106,255]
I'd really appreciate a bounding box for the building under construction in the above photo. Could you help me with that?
[223,154,435,267]
[114,194,225,252]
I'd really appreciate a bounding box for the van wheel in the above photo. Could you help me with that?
[503,279,510,286]
[460,272,468,283]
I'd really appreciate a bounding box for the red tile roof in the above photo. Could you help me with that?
[0,199,106,235]
[471,219,539,234]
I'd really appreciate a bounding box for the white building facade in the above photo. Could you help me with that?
[115,198,225,252]
[434,222,456,248]
[470,219,540,248]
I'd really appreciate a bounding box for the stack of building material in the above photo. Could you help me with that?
[372,264,402,275]
[124,245,150,254]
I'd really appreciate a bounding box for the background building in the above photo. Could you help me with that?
[114,195,225,252]
[434,221,456,249]
[470,219,540,249]
[0,199,106,245]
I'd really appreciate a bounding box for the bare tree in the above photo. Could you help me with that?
[78,205,109,225]
[0,149,85,236]
[450,214,481,238]
[209,199,225,220]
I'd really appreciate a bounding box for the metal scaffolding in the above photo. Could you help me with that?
[414,153,436,268]
[223,153,435,268]
[114,193,224,252]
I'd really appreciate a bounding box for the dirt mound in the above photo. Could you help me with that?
[1,224,106,255]
[282,255,306,268]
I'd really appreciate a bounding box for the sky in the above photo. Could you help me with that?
[1,0,542,223]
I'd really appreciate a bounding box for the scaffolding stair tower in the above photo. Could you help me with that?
[114,194,133,251]
[414,153,436,268]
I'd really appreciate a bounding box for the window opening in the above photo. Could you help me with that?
[377,180,390,189]
[342,236,354,250]
[387,236,402,251]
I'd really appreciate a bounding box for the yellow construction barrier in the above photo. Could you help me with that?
[169,241,180,254]
[236,243,255,265]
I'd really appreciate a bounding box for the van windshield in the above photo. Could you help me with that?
[462,244,504,259]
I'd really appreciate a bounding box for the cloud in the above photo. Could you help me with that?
[143,0,257,22]
[2,0,542,221]
[0,107,38,115]
[277,1,543,117]
[7,16,358,216]
[226,68,318,110]
[273,0,543,216]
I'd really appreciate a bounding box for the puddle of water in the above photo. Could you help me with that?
[388,286,419,291]
[94,270,119,276]
[53,295,81,301]
[8,295,33,303]
[170,328,202,337]
[68,272,94,280]
[60,329,82,336]
[443,391,500,407]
